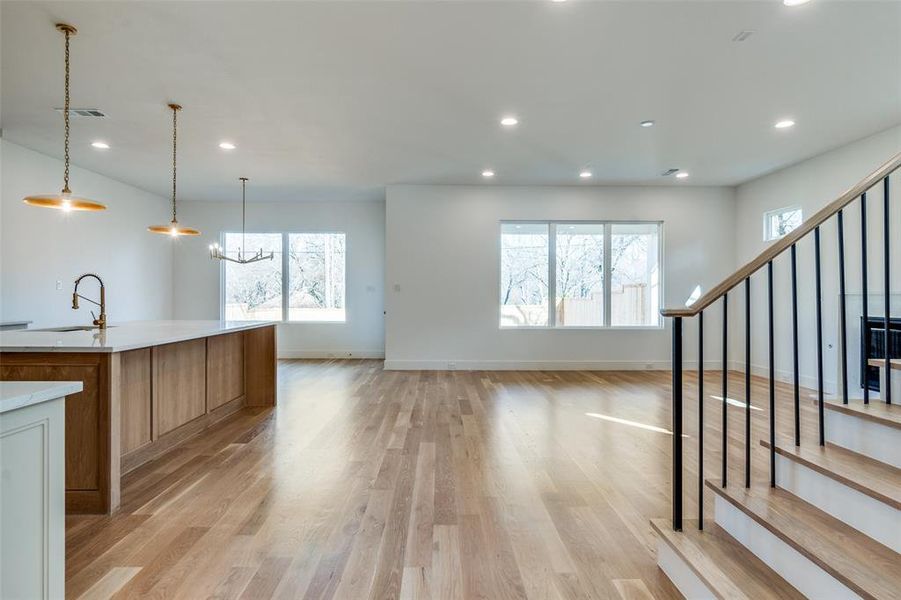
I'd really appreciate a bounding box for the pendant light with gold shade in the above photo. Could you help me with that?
[23,23,106,212]
[148,103,200,236]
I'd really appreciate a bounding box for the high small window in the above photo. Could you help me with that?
[763,206,802,241]
[500,221,662,328]
[221,232,346,322]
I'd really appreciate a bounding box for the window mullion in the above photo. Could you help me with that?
[282,232,289,322]
[548,222,557,327]
[604,223,613,327]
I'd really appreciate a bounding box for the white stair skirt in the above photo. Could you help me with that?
[825,410,901,469]
[775,453,901,553]
[713,495,860,600]
[656,540,716,600]
[879,366,901,403]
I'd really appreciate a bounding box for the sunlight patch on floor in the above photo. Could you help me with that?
[585,412,689,437]
[711,395,763,411]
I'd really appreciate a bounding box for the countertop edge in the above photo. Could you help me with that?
[0,321,277,353]
[0,381,83,414]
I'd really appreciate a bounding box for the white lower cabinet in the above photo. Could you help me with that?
[1,386,70,600]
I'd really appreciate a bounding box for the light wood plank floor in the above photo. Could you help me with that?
[66,360,826,599]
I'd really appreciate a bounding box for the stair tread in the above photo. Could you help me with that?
[867,358,901,370]
[651,519,805,600]
[761,438,901,509]
[706,481,901,600]
[825,399,901,430]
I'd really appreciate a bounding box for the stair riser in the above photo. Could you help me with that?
[656,541,718,600]
[775,454,901,553]
[825,410,900,468]
[714,495,861,600]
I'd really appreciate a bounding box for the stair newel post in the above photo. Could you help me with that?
[815,226,825,445]
[672,316,684,531]
[883,177,891,405]
[861,193,870,404]
[698,310,704,529]
[768,261,776,488]
[838,210,849,404]
[722,293,729,488]
[791,243,801,443]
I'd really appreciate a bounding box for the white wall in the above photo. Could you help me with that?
[733,125,901,395]
[0,140,174,327]
[172,199,385,358]
[384,184,736,369]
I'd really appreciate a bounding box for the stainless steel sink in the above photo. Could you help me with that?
[31,326,117,332]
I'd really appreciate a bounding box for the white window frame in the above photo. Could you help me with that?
[219,231,347,324]
[763,205,803,242]
[498,220,664,330]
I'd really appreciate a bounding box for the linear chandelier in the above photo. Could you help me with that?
[148,103,200,236]
[23,23,106,212]
[209,177,274,264]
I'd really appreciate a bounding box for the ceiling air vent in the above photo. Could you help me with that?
[732,30,755,42]
[54,107,107,118]
[661,168,680,177]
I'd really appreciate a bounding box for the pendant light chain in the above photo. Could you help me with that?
[241,177,247,253]
[62,27,71,194]
[171,105,178,222]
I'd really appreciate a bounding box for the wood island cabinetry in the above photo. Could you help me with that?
[0,321,277,514]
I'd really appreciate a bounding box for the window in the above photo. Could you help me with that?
[764,206,802,241]
[222,232,346,322]
[500,221,662,328]
[500,223,549,326]
[223,233,283,321]
[288,233,346,322]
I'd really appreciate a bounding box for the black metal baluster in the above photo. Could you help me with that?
[884,177,892,405]
[791,244,800,444]
[815,227,825,446]
[698,311,704,529]
[722,293,728,487]
[673,317,683,531]
[745,278,751,488]
[838,210,849,404]
[768,261,776,487]
[862,193,870,404]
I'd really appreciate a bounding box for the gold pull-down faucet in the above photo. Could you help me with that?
[72,273,107,329]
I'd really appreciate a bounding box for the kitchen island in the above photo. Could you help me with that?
[0,320,276,514]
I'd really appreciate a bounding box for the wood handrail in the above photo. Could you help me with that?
[661,151,901,318]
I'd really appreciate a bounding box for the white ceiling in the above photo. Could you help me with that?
[2,1,900,203]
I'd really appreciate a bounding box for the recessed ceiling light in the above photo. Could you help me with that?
[774,119,795,129]
[551,0,567,3]
[675,172,690,179]
[91,141,110,149]
[500,116,519,127]
[640,120,655,128]
[219,141,236,150]
[482,170,495,178]
[783,0,811,6]
[579,170,592,179]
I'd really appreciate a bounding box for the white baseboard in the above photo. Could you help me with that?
[775,453,900,553]
[382,359,676,371]
[279,349,385,360]
[714,495,858,599]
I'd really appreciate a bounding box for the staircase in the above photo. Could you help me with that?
[655,153,901,600]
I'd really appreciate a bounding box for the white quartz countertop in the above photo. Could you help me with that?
[0,381,83,414]
[0,320,276,353]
